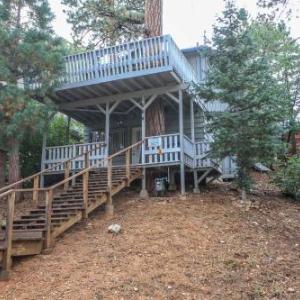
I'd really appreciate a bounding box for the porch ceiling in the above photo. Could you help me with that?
[51,71,178,107]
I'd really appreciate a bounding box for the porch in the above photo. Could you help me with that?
[42,134,219,172]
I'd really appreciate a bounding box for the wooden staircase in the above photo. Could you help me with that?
[0,142,143,280]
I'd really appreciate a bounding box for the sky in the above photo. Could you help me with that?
[50,0,300,49]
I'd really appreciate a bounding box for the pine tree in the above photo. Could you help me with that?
[62,0,145,47]
[197,1,290,200]
[0,0,66,184]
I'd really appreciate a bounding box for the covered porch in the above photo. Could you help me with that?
[42,87,221,195]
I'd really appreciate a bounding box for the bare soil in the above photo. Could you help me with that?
[0,177,299,299]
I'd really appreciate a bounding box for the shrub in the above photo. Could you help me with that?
[273,156,300,200]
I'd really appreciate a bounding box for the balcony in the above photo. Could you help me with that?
[51,35,199,107]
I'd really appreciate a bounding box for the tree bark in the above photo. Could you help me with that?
[8,137,21,185]
[144,0,165,137]
[0,150,6,187]
[144,0,164,192]
[145,0,163,37]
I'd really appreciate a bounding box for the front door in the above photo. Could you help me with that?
[131,127,142,164]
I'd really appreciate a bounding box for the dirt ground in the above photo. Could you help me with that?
[0,177,299,299]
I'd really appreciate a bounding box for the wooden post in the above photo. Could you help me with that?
[107,158,112,193]
[105,103,110,157]
[106,158,113,216]
[1,191,15,280]
[84,152,90,168]
[125,148,131,186]
[82,171,89,219]
[40,130,48,188]
[140,97,149,199]
[33,175,39,206]
[190,98,200,193]
[179,90,186,197]
[64,161,71,191]
[44,189,53,250]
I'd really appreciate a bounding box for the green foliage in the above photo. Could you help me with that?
[273,156,300,200]
[197,1,292,193]
[62,0,145,47]
[0,0,66,143]
[20,114,84,177]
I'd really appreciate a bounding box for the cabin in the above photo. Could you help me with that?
[0,35,237,278]
[41,35,236,194]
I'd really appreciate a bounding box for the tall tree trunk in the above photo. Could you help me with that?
[145,0,165,137]
[0,150,6,187]
[145,0,163,37]
[144,0,164,192]
[8,137,20,184]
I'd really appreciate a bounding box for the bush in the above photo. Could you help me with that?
[273,156,300,200]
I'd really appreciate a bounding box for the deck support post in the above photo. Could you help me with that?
[105,102,110,157]
[140,97,149,199]
[0,191,15,281]
[190,98,200,193]
[179,90,186,197]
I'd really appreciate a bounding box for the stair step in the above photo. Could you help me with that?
[21,212,76,219]
[14,217,69,224]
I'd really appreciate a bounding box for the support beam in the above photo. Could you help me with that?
[60,84,187,109]
[105,103,110,156]
[179,90,186,197]
[129,98,143,111]
[96,105,106,115]
[190,97,200,193]
[109,100,121,114]
[144,94,158,110]
[166,92,179,104]
[140,96,149,199]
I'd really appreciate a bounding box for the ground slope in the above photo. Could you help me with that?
[0,184,299,300]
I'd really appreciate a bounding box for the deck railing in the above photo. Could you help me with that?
[43,142,107,172]
[60,35,198,88]
[41,135,220,172]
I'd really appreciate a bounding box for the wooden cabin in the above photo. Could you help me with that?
[0,35,239,278]
[41,35,237,195]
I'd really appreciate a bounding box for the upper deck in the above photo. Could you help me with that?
[51,35,199,108]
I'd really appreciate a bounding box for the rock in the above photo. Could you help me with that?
[108,224,122,234]
[133,287,139,292]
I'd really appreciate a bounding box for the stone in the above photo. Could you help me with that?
[108,224,122,234]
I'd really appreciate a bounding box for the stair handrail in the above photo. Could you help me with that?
[0,140,144,199]
[0,142,106,195]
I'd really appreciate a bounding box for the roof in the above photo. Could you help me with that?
[181,45,209,55]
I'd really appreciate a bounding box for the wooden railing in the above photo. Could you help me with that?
[43,142,107,172]
[0,140,144,273]
[59,35,198,88]
[0,143,106,199]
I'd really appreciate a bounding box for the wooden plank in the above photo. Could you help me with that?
[32,176,39,206]
[82,171,89,219]
[44,189,53,249]
[2,192,15,271]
